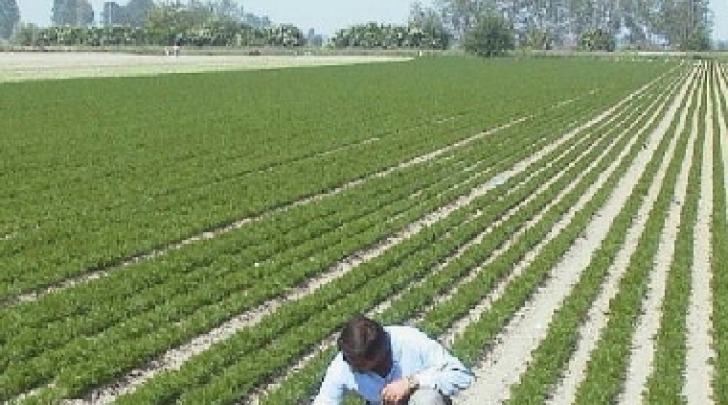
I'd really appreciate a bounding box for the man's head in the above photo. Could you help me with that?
[338,315,391,373]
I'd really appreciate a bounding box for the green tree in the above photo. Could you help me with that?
[681,28,711,51]
[579,28,616,51]
[464,12,514,57]
[409,1,451,48]
[436,0,486,42]
[0,0,20,39]
[209,0,243,22]
[52,0,94,26]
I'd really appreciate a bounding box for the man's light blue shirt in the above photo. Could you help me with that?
[313,325,474,404]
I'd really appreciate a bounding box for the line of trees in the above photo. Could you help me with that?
[12,24,307,48]
[10,1,304,47]
[432,0,713,51]
[1,0,716,53]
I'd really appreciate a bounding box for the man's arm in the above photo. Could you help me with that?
[408,330,474,397]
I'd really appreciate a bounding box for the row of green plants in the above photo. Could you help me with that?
[0,60,530,299]
[711,62,728,405]
[421,68,677,342]
[0,61,678,402]
[113,69,662,404]
[643,61,708,403]
[575,64,705,403]
[258,62,685,404]
[397,65,683,328]
[1,59,672,398]
[115,61,684,403]
[0,70,614,401]
[441,67,684,366]
[507,64,697,403]
[0,60,670,302]
[0,131,522,399]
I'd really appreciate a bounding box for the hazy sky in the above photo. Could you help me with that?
[16,0,728,40]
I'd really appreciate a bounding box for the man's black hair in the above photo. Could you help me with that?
[337,314,387,359]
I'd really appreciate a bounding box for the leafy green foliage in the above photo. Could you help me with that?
[51,0,94,27]
[101,0,154,28]
[579,28,616,52]
[464,13,515,57]
[680,29,712,52]
[332,22,449,49]
[435,0,712,50]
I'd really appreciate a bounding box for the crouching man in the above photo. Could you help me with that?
[313,314,474,405]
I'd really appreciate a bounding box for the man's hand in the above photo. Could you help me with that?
[381,378,412,404]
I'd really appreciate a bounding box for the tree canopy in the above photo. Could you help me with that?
[10,0,715,52]
[464,12,514,56]
[435,0,713,50]
[52,0,94,27]
[102,0,154,27]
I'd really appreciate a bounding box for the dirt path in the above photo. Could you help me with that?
[454,65,695,405]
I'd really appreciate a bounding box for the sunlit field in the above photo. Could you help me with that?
[1,54,726,404]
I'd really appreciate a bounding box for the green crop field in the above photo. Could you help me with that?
[1,55,726,404]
